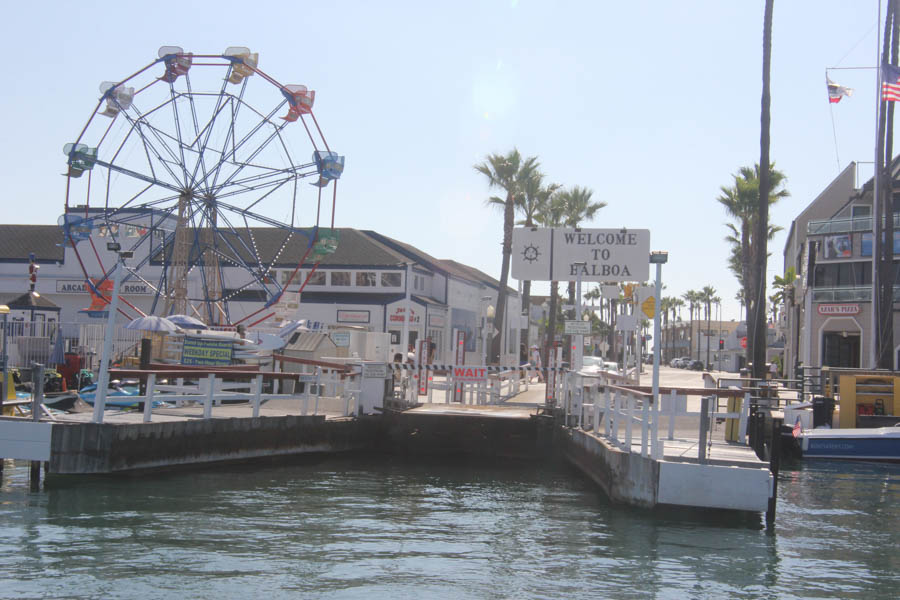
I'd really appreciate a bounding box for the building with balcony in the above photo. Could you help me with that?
[782,160,900,377]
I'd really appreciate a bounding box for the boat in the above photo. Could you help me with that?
[42,391,80,412]
[797,425,900,462]
[78,381,142,408]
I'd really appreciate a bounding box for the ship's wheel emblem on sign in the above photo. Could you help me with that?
[522,244,540,263]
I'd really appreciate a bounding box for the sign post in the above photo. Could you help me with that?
[416,338,429,396]
[452,328,466,403]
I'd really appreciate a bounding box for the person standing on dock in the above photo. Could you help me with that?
[529,345,544,383]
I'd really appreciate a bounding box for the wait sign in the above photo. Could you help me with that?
[512,227,650,282]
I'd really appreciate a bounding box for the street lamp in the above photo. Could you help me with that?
[398,262,412,358]
[649,251,668,459]
[93,249,129,423]
[573,261,586,371]
[481,297,494,365]
[0,304,8,414]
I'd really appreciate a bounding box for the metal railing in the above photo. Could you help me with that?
[568,374,755,463]
[807,215,874,235]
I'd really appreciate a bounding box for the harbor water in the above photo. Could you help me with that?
[1,455,897,599]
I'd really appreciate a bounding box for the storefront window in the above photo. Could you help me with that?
[281,270,298,285]
[356,272,376,286]
[331,271,351,286]
[381,272,401,287]
[307,271,326,285]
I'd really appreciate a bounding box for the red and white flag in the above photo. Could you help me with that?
[792,416,802,438]
[827,77,853,104]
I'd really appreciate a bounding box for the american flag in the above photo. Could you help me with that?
[827,78,853,103]
[882,63,900,102]
[792,416,802,438]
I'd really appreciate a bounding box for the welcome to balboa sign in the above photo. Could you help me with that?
[512,227,650,282]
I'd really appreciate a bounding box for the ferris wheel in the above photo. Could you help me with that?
[61,46,344,326]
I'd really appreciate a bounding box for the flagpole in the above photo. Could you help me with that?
[827,71,842,170]
[872,0,883,369]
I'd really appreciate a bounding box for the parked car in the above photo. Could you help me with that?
[670,357,688,368]
[688,360,704,371]
[580,357,619,376]
[580,356,605,375]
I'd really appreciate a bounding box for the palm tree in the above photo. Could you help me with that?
[768,293,780,323]
[659,296,673,362]
[670,297,684,360]
[753,0,774,381]
[735,288,746,323]
[771,266,796,312]
[682,290,700,361]
[558,186,606,315]
[534,191,568,365]
[719,165,788,320]
[700,285,717,368]
[475,149,538,363]
[515,171,559,351]
[713,295,722,370]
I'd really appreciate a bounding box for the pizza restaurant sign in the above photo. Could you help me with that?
[817,304,860,315]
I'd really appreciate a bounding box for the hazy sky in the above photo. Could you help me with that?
[0,1,889,321]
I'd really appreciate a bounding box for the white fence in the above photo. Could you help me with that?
[566,373,752,461]
[1,320,143,370]
[391,365,529,407]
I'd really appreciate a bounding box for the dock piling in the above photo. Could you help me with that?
[766,417,783,527]
[29,363,44,489]
[698,396,710,464]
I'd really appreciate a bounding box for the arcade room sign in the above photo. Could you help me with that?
[512,227,650,282]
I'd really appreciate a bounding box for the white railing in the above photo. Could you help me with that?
[573,374,753,461]
[390,364,528,407]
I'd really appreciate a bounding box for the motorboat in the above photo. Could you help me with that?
[78,381,142,408]
[797,425,900,462]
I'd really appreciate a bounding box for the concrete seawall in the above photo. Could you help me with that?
[381,409,556,460]
[563,428,658,508]
[48,416,377,475]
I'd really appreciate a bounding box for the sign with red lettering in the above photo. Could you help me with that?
[389,306,420,324]
[452,366,488,383]
[817,304,860,315]
[452,329,466,402]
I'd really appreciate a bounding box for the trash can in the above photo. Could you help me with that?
[812,396,835,428]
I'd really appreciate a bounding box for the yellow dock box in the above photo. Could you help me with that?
[836,373,899,429]
[725,396,742,442]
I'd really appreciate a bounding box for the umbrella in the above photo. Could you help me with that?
[165,314,207,329]
[50,331,65,365]
[126,315,178,333]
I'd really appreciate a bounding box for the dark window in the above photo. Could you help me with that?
[356,272,376,286]
[381,272,401,287]
[813,262,871,287]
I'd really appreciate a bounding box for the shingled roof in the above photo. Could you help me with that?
[0,226,65,262]
[0,224,510,291]
[3,291,61,310]
[361,231,512,292]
